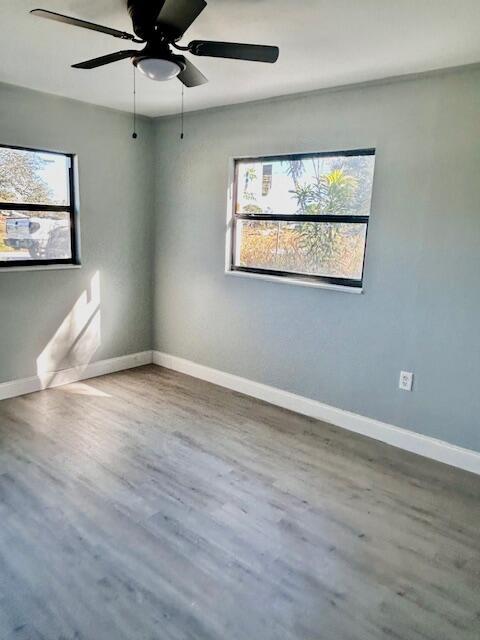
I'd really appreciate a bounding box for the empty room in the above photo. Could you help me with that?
[0,1,479,639]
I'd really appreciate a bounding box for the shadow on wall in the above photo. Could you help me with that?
[36,271,101,388]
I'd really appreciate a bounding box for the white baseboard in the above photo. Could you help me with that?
[2,349,478,476]
[0,351,153,401]
[153,351,480,476]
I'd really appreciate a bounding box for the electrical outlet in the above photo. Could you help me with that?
[399,371,414,391]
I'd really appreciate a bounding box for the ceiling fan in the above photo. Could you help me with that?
[31,0,280,87]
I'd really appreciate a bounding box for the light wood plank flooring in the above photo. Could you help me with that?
[0,365,479,640]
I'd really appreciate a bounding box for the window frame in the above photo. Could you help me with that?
[0,142,80,269]
[227,148,375,290]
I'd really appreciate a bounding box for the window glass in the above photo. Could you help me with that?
[0,147,70,206]
[236,154,375,217]
[230,150,375,287]
[0,211,72,262]
[235,220,367,280]
[0,145,77,267]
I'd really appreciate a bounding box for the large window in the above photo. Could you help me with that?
[0,144,79,268]
[228,149,375,288]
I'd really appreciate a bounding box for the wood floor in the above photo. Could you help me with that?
[0,365,478,640]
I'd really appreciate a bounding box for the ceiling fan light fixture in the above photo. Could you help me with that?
[135,57,182,81]
[32,4,280,88]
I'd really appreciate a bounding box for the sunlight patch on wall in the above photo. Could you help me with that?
[36,271,101,387]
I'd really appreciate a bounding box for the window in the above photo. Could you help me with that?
[228,149,375,289]
[0,144,79,268]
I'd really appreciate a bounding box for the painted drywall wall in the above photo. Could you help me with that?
[0,82,154,383]
[153,66,480,452]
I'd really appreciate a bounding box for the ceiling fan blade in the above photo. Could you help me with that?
[177,57,208,88]
[31,8,137,41]
[72,50,137,70]
[157,0,207,38]
[189,41,279,63]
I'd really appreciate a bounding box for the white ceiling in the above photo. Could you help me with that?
[1,1,480,117]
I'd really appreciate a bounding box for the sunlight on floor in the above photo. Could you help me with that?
[36,271,101,388]
[58,381,110,397]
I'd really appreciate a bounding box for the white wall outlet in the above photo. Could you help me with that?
[399,371,414,391]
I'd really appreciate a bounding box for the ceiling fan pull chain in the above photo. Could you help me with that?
[180,85,185,140]
[132,65,138,139]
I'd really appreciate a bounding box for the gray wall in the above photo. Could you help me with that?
[153,66,480,452]
[1,68,479,454]
[0,82,154,383]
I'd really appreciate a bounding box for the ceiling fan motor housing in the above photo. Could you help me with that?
[127,0,166,41]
